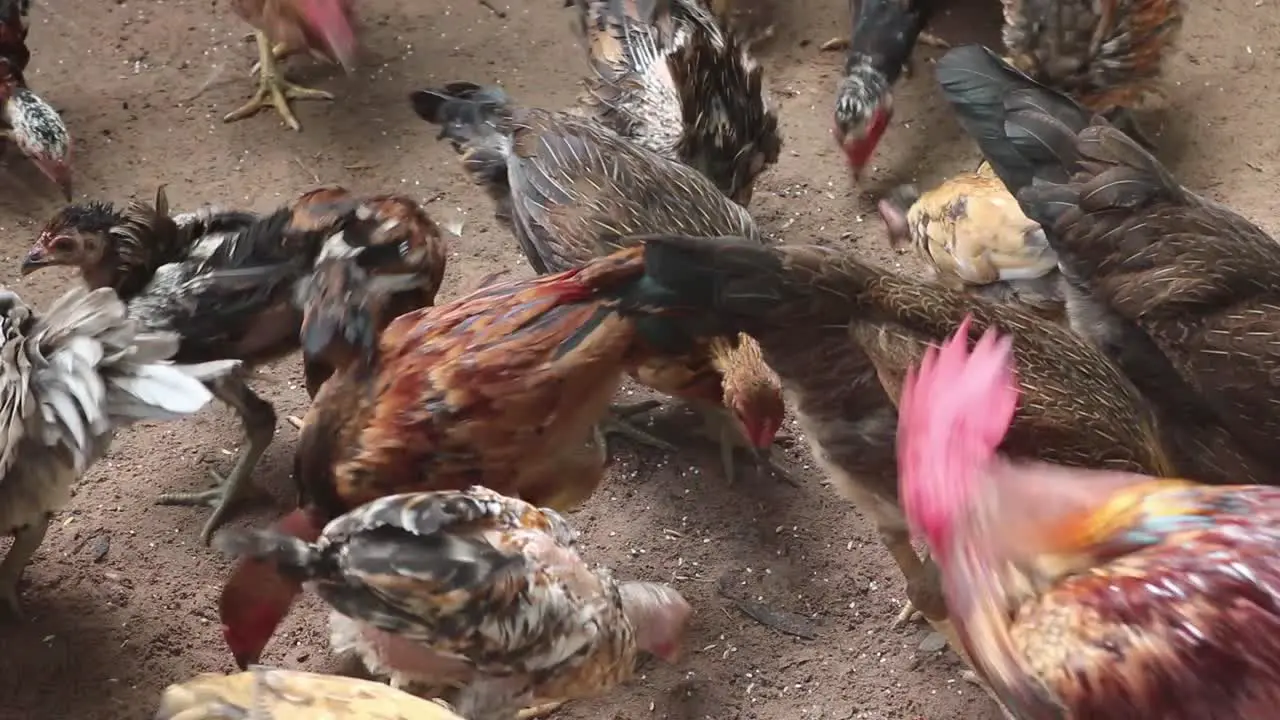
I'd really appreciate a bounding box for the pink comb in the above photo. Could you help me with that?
[897,315,1019,560]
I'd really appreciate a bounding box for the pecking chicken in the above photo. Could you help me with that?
[0,285,239,615]
[621,231,1195,666]
[222,0,358,131]
[156,667,467,720]
[898,321,1280,719]
[570,0,782,205]
[215,488,691,720]
[877,161,1065,322]
[21,186,447,543]
[938,44,1278,489]
[411,82,787,484]
[214,246,706,672]
[0,0,71,198]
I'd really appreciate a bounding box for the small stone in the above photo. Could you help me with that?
[90,536,110,563]
[919,631,948,653]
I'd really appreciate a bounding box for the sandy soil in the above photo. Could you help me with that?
[1,0,1278,718]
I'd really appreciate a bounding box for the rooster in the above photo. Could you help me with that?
[0,0,71,198]
[0,286,239,615]
[898,320,1280,719]
[222,0,359,131]
[215,488,691,720]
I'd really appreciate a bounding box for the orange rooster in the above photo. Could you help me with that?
[216,246,705,669]
[223,0,358,131]
[0,0,70,197]
[215,488,691,720]
[898,319,1280,719]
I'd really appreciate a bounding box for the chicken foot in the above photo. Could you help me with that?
[156,375,277,545]
[0,514,49,617]
[224,30,335,132]
[602,400,678,452]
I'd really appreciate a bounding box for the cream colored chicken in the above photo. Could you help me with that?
[877,161,1065,321]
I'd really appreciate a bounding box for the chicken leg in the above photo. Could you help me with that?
[602,400,678,452]
[224,30,335,132]
[156,375,277,545]
[0,514,50,617]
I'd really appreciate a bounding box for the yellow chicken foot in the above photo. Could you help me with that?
[892,601,923,628]
[820,37,848,52]
[0,515,49,618]
[516,702,565,720]
[224,30,334,132]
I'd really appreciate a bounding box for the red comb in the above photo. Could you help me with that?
[897,315,1019,559]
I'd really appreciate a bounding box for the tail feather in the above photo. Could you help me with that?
[935,45,1093,197]
[896,316,1018,556]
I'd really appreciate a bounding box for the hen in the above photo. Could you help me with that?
[215,489,691,720]
[0,285,238,615]
[939,44,1278,488]
[156,668,466,720]
[571,0,781,204]
[898,321,1280,719]
[624,232,1182,663]
[0,0,71,198]
[22,186,447,543]
[412,82,787,484]
[215,246,703,672]
[877,161,1064,321]
[223,0,358,131]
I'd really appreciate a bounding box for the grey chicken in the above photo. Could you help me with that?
[410,82,788,484]
[570,0,781,204]
[0,285,238,615]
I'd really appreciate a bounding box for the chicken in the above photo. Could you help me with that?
[0,0,71,198]
[623,231,1185,664]
[156,668,466,720]
[215,489,692,720]
[938,44,1278,489]
[214,246,705,671]
[898,320,1280,719]
[570,0,782,205]
[0,285,239,615]
[877,161,1065,321]
[222,0,358,131]
[21,186,447,543]
[411,82,787,484]
[827,0,938,178]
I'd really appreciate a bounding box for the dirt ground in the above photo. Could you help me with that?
[1,0,1278,718]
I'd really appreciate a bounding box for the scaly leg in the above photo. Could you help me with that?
[602,401,677,452]
[879,521,948,629]
[0,515,49,617]
[224,30,335,132]
[517,702,565,719]
[249,41,297,78]
[155,375,277,545]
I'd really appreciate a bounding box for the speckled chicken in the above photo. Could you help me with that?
[939,44,1278,490]
[623,232,1192,666]
[214,247,708,677]
[216,488,691,720]
[156,668,467,720]
[0,0,71,198]
[899,321,1280,719]
[223,0,359,131]
[0,285,238,615]
[570,0,782,204]
[877,161,1065,321]
[22,186,447,543]
[411,82,787,484]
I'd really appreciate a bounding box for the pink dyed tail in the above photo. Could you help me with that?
[897,316,1019,556]
[298,0,358,72]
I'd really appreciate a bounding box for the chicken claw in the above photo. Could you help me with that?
[602,401,677,451]
[919,31,951,49]
[517,701,565,719]
[0,516,48,618]
[224,30,334,132]
[892,600,923,628]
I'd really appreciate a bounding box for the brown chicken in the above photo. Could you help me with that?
[411,82,787,484]
[215,489,691,720]
[621,231,1196,667]
[214,246,706,673]
[877,161,1065,321]
[0,0,71,198]
[0,286,239,615]
[898,321,1280,719]
[571,0,782,205]
[223,0,358,131]
[157,668,467,720]
[22,186,446,543]
[940,45,1277,488]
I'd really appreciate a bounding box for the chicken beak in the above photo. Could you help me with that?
[20,246,49,275]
